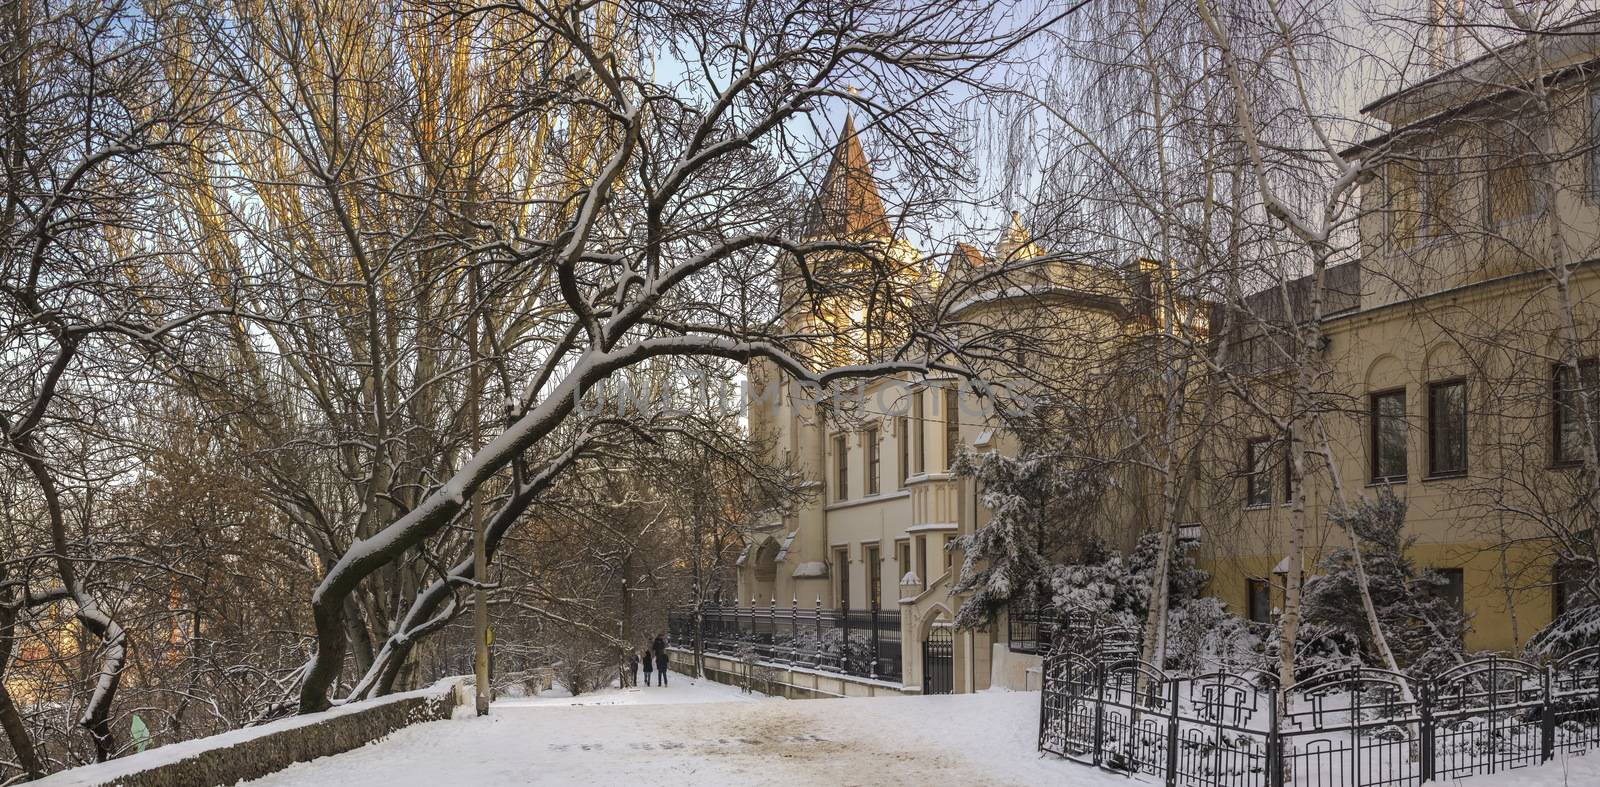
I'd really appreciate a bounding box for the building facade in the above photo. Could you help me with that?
[730,118,1153,693]
[1203,29,1600,656]
[729,29,1600,694]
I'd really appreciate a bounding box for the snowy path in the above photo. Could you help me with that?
[241,677,1095,786]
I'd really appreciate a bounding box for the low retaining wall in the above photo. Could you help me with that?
[669,647,911,699]
[989,643,1044,691]
[34,676,469,787]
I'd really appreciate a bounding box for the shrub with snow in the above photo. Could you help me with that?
[1299,488,1468,678]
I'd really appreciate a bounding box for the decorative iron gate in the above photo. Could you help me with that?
[923,625,953,694]
[1036,603,1600,787]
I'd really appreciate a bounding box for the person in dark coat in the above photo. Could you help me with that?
[641,645,653,687]
[627,650,639,687]
[652,635,668,686]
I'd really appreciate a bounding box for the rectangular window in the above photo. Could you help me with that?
[1386,159,1423,250]
[897,416,910,487]
[834,433,849,501]
[835,546,850,610]
[1283,438,1297,503]
[944,388,960,470]
[1246,437,1272,507]
[896,539,911,586]
[865,427,880,495]
[1486,120,1537,225]
[1433,568,1465,612]
[1428,379,1468,477]
[1555,358,1599,465]
[912,391,926,475]
[1370,389,1408,483]
[866,544,881,609]
[1553,564,1594,617]
[1246,578,1272,625]
[1424,145,1459,234]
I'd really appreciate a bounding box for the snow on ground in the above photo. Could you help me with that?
[242,678,1097,786]
[239,676,1600,787]
[496,674,776,708]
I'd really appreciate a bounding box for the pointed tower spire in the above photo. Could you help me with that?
[804,114,891,238]
[995,210,1043,264]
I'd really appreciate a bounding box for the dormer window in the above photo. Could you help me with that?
[1386,158,1424,250]
[1385,144,1457,249]
[1484,118,1539,225]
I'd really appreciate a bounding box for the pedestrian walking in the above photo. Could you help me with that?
[627,650,639,687]
[652,634,668,686]
[641,645,653,687]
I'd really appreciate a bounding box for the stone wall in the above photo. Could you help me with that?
[33,677,468,787]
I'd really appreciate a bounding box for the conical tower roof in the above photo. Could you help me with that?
[995,211,1044,264]
[804,114,891,238]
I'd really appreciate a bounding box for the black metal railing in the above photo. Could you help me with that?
[669,601,902,683]
[1008,603,1060,654]
[1039,611,1600,787]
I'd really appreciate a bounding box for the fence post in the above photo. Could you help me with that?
[768,596,776,660]
[1420,679,1434,782]
[870,602,881,680]
[1093,662,1106,769]
[842,601,852,673]
[814,595,823,668]
[790,595,798,666]
[1163,677,1180,787]
[1267,677,1283,787]
[1351,670,1362,787]
[1540,664,1556,764]
[1487,655,1499,776]
[1038,658,1049,751]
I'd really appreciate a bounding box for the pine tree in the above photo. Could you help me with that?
[949,434,1107,630]
[1300,489,1468,677]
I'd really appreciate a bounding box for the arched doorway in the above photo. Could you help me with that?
[922,624,953,694]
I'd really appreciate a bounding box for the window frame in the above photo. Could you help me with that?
[1483,118,1543,227]
[1553,358,1600,466]
[895,539,911,586]
[865,543,882,609]
[833,433,849,501]
[834,546,850,610]
[1433,567,1465,613]
[912,390,926,475]
[1246,578,1272,625]
[865,427,880,496]
[897,416,910,487]
[943,387,960,470]
[1369,388,1409,484]
[1385,157,1425,251]
[1245,436,1273,508]
[1282,437,1297,505]
[1552,563,1594,618]
[1427,378,1468,478]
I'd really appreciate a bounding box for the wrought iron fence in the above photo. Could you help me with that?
[668,601,902,683]
[1039,611,1600,787]
[1008,604,1059,654]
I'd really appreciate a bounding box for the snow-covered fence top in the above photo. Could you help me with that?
[32,676,469,787]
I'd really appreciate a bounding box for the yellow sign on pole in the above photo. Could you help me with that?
[487,626,494,648]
